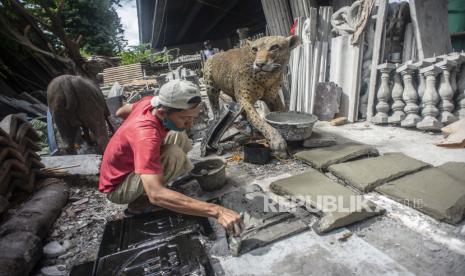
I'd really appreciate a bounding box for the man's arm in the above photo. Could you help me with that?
[115,103,133,119]
[140,173,243,235]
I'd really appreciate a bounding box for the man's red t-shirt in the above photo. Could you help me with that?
[98,96,168,193]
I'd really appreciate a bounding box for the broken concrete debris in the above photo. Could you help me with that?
[330,117,348,126]
[41,265,67,276]
[295,143,379,170]
[270,169,383,234]
[435,118,465,148]
[43,240,67,258]
[337,230,353,242]
[376,162,465,224]
[328,152,430,192]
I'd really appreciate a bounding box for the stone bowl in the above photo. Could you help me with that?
[264,111,318,141]
[190,159,226,191]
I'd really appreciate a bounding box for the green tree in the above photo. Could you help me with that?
[0,0,127,79]
[24,0,127,56]
[63,0,126,55]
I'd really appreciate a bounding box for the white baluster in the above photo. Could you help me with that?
[372,63,395,124]
[436,59,458,125]
[413,59,436,103]
[388,65,405,124]
[417,65,442,131]
[446,52,465,119]
[398,63,421,127]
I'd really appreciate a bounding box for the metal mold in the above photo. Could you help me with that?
[95,235,213,276]
[96,210,212,259]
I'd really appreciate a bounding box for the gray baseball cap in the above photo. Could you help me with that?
[151,79,201,109]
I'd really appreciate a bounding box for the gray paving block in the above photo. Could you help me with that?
[437,162,465,180]
[376,162,465,224]
[270,170,383,234]
[328,153,431,192]
[295,143,379,170]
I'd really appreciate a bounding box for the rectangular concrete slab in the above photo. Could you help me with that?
[220,188,309,256]
[294,143,379,170]
[376,162,465,224]
[437,162,465,180]
[270,169,383,234]
[328,153,431,192]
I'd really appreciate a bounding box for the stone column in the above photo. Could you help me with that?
[417,65,442,130]
[445,52,465,119]
[388,65,405,124]
[436,59,458,125]
[398,64,421,127]
[372,63,396,124]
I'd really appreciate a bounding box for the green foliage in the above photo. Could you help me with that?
[118,44,173,65]
[24,0,127,56]
[79,48,92,58]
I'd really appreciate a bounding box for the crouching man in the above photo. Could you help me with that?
[99,79,243,235]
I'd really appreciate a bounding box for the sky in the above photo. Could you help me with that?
[116,0,139,47]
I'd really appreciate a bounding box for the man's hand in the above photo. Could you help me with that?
[216,206,244,236]
[140,173,244,236]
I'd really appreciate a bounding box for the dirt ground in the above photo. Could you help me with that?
[33,122,465,275]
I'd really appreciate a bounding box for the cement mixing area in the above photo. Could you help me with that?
[1,0,465,276]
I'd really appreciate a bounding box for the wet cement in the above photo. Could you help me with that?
[270,169,383,233]
[328,152,431,192]
[294,143,379,170]
[219,186,309,256]
[376,162,465,224]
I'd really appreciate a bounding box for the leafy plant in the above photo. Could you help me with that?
[118,44,173,65]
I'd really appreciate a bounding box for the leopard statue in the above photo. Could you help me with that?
[203,35,299,157]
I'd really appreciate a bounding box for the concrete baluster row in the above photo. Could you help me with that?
[372,52,465,130]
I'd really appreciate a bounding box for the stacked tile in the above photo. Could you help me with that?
[0,114,44,216]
